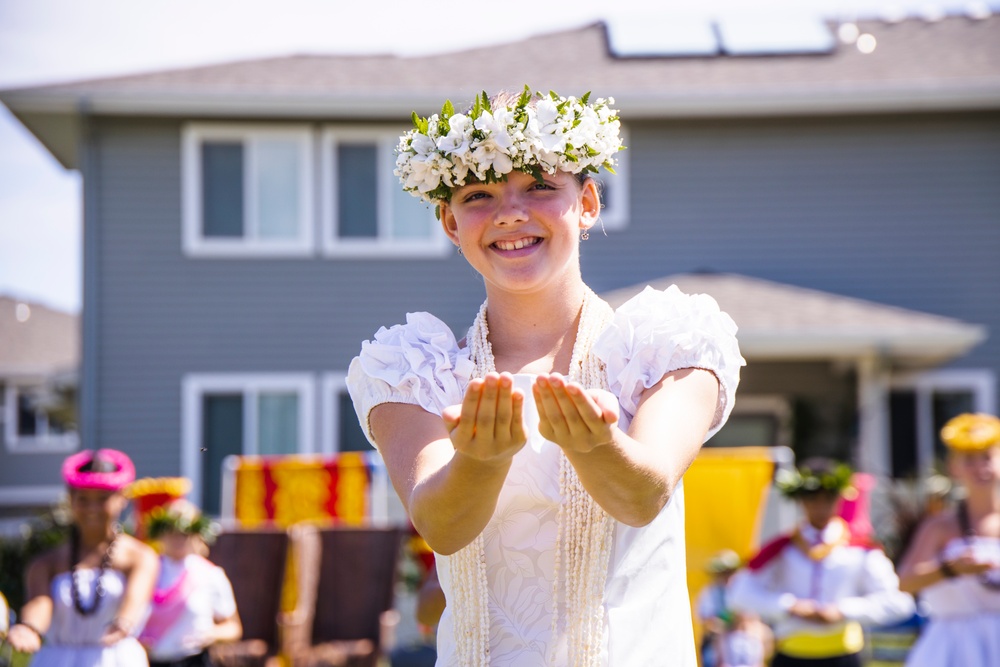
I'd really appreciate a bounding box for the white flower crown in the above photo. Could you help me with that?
[394,87,625,204]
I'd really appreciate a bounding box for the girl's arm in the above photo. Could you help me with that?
[534,367,719,526]
[896,514,953,594]
[370,372,526,555]
[7,552,55,653]
[210,611,243,644]
[102,536,159,645]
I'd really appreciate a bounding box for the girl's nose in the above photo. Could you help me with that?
[495,191,528,226]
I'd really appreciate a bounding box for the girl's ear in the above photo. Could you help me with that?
[579,178,601,232]
[438,200,461,247]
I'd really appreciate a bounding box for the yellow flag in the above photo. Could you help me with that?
[685,447,776,649]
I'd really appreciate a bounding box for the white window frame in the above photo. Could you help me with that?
[182,123,315,258]
[181,373,316,508]
[322,372,376,455]
[3,383,79,454]
[592,124,630,232]
[320,125,449,258]
[890,368,996,477]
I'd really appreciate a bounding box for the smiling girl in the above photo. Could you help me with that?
[6,449,158,667]
[348,89,745,666]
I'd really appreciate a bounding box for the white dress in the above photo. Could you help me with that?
[905,536,1000,667]
[347,285,745,666]
[32,569,149,667]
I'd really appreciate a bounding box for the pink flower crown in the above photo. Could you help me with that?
[62,448,136,491]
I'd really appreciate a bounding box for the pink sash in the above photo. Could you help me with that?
[138,556,207,645]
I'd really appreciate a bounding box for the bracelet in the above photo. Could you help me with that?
[938,559,958,578]
[14,620,44,639]
[108,617,135,635]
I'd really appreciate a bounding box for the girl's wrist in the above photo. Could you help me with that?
[108,616,135,635]
[14,620,45,639]
[938,559,958,579]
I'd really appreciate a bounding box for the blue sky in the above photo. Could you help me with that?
[1,0,996,312]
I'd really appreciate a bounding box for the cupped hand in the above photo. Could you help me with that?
[947,552,996,577]
[7,623,43,653]
[533,373,619,453]
[441,372,526,465]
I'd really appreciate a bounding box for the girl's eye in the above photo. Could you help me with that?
[530,181,555,191]
[461,191,489,202]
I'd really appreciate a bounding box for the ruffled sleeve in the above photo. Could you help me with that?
[594,285,746,439]
[346,312,474,447]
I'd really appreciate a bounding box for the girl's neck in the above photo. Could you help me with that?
[483,281,588,374]
[76,525,117,551]
[963,485,1000,521]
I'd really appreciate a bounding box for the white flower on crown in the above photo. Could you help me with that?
[394,87,625,204]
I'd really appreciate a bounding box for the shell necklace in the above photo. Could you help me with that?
[452,287,616,667]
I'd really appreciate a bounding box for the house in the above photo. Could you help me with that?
[0,296,79,512]
[0,11,997,514]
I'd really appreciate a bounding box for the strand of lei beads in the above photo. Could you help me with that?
[70,523,121,616]
[456,288,615,667]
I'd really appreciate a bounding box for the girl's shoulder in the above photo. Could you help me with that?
[114,533,158,571]
[29,542,70,577]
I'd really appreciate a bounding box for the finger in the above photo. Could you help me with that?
[510,390,526,444]
[546,375,597,435]
[476,373,501,434]
[493,373,515,439]
[533,376,567,438]
[442,404,462,431]
[454,379,485,440]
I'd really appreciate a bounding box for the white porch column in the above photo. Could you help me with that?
[856,352,891,477]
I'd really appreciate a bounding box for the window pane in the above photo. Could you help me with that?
[17,393,37,437]
[255,139,301,239]
[890,391,918,479]
[705,414,777,448]
[202,394,244,515]
[933,391,976,462]
[338,392,373,452]
[337,143,378,238]
[201,142,244,238]
[258,391,299,455]
[389,147,433,239]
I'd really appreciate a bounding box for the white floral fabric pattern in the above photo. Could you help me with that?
[346,285,744,666]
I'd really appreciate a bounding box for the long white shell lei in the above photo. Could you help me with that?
[453,288,616,667]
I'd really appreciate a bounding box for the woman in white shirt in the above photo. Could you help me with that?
[139,500,241,667]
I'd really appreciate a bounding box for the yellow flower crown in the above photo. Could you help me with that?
[940,413,1000,452]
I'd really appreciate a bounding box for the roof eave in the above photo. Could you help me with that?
[738,328,987,362]
[5,83,1000,170]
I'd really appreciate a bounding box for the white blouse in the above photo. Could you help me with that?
[347,285,745,666]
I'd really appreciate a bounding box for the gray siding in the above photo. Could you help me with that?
[74,111,1000,482]
[581,112,1000,375]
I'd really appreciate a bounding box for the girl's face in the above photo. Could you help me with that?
[69,487,125,533]
[439,170,600,297]
[160,530,197,560]
[949,445,1000,488]
[798,491,841,529]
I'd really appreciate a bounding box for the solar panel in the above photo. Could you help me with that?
[606,16,720,57]
[716,16,836,55]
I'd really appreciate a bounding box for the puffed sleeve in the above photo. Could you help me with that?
[346,312,475,448]
[594,285,745,439]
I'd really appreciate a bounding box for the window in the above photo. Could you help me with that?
[182,124,314,257]
[590,125,630,232]
[321,373,374,454]
[889,369,996,479]
[320,127,448,257]
[705,395,792,448]
[182,374,315,513]
[3,382,79,453]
